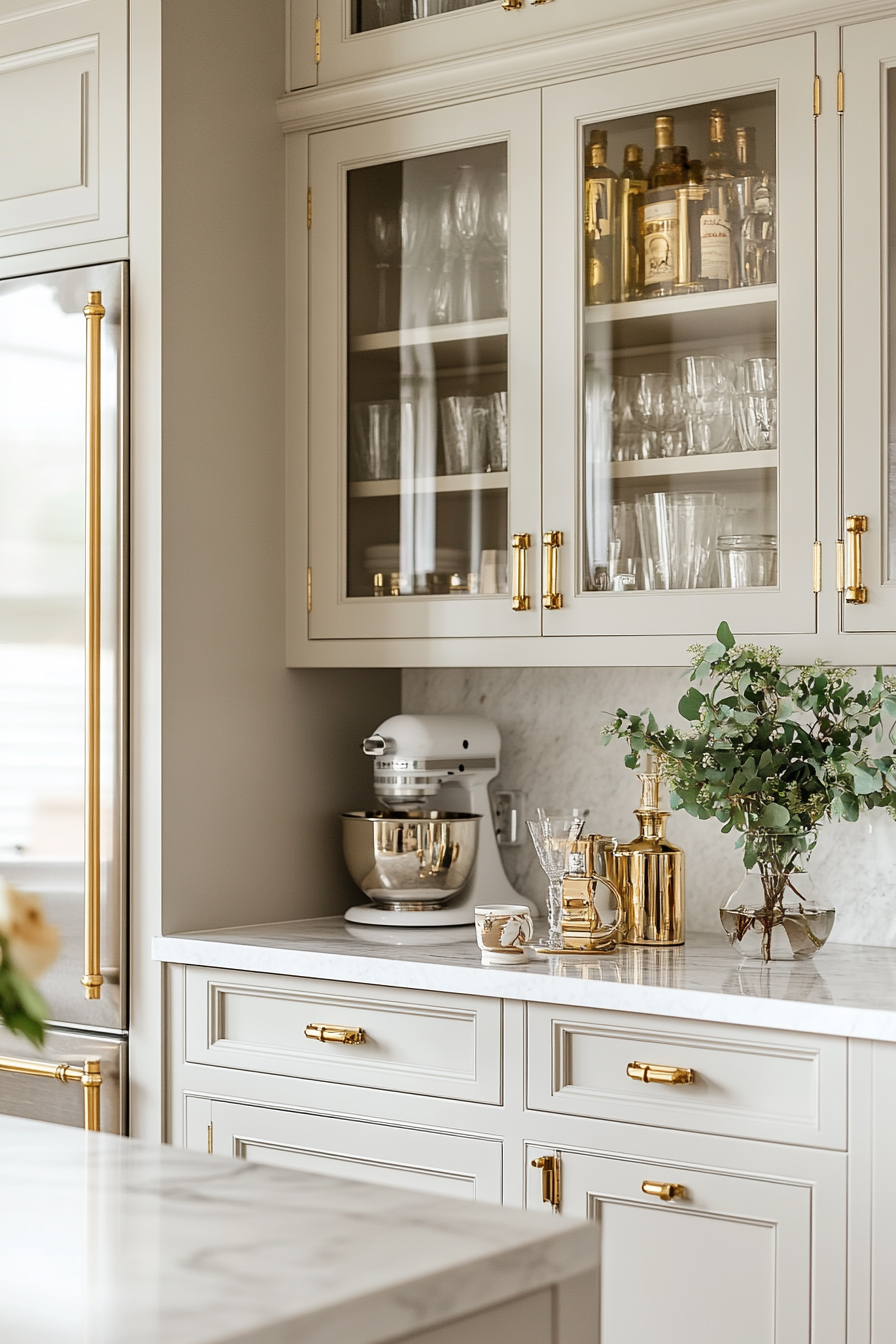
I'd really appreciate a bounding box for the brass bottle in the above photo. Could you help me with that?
[617,760,685,946]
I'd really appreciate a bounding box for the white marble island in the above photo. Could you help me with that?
[0,1116,597,1344]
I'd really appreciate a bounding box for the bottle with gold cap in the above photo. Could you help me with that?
[642,115,687,297]
[617,755,685,946]
[583,127,620,304]
[619,144,647,301]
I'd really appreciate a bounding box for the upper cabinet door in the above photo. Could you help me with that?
[841,18,896,633]
[541,37,817,639]
[0,0,127,257]
[307,93,541,640]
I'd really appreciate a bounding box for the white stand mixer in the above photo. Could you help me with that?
[344,714,531,927]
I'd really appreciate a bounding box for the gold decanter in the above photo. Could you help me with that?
[617,758,685,946]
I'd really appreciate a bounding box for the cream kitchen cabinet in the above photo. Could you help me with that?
[0,0,127,259]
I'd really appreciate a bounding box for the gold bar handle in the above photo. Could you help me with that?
[627,1060,695,1086]
[531,1154,561,1208]
[501,0,522,8]
[0,1055,102,1131]
[305,1022,365,1045]
[542,530,563,609]
[845,514,868,604]
[512,532,531,611]
[83,291,105,1000]
[642,1180,687,1202]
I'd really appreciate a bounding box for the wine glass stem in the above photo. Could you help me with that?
[461,251,475,324]
[547,878,563,948]
[377,263,389,332]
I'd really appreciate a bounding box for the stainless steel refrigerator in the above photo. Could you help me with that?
[0,262,127,1132]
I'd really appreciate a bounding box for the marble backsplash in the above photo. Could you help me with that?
[402,666,896,947]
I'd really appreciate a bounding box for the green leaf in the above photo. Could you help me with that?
[717,621,735,650]
[679,688,704,721]
[850,762,881,796]
[758,802,791,828]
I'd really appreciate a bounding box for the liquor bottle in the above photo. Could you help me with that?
[677,157,707,293]
[700,106,736,290]
[583,127,619,305]
[642,117,687,297]
[619,143,647,301]
[615,756,685,947]
[741,173,776,286]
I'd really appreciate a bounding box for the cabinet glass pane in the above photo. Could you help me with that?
[346,145,508,599]
[352,0,491,34]
[581,94,778,595]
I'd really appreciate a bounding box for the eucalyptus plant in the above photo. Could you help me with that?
[603,622,896,957]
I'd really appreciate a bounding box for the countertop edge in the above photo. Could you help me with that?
[152,934,896,1043]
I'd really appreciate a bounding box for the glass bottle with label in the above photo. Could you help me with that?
[741,174,776,285]
[620,144,647,301]
[583,128,620,305]
[678,157,707,293]
[732,126,763,283]
[642,117,687,297]
[700,107,736,290]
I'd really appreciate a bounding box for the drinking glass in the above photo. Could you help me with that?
[635,374,685,459]
[612,376,652,461]
[439,395,488,474]
[452,164,482,324]
[636,491,722,590]
[351,401,400,480]
[367,204,401,332]
[679,356,736,455]
[431,184,457,325]
[482,170,508,317]
[487,390,508,471]
[736,358,777,450]
[528,812,585,949]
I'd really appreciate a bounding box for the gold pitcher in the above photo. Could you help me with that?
[560,835,625,952]
[616,759,685,946]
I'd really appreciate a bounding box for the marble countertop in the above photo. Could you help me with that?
[0,1116,597,1344]
[154,918,896,1042]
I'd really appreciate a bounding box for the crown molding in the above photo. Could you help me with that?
[278,0,894,134]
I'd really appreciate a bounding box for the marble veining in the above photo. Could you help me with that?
[0,1116,597,1344]
[155,918,896,1043]
[402,666,896,947]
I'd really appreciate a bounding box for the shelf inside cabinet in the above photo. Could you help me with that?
[586,287,777,354]
[350,471,509,499]
[351,317,508,352]
[609,449,776,481]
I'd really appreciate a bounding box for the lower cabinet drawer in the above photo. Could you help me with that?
[526,1003,846,1148]
[184,966,502,1104]
[186,1095,503,1203]
[524,1138,845,1344]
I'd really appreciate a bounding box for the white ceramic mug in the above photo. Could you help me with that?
[474,905,534,964]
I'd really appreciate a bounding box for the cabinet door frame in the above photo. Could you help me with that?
[307,91,542,640]
[841,16,896,632]
[541,36,818,639]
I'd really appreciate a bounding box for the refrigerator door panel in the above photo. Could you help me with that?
[0,1025,125,1133]
[0,262,127,1032]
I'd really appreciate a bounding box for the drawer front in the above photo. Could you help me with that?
[185,967,502,1104]
[526,1004,846,1148]
[187,1096,503,1203]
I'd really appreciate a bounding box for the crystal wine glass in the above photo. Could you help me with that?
[431,184,457,325]
[452,164,482,324]
[528,811,585,949]
[368,203,401,332]
[482,169,508,317]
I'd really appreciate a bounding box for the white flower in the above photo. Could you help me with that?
[0,878,60,982]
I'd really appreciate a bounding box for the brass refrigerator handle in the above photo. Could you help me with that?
[0,1056,102,1131]
[512,533,531,611]
[542,530,563,609]
[83,292,105,1001]
[845,514,869,604]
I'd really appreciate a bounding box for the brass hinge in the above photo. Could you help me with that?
[314,16,321,64]
[531,1153,561,1210]
[813,541,822,593]
[813,75,821,117]
[837,70,844,113]
[207,1122,213,1154]
[307,188,312,230]
[307,566,312,612]
[836,540,845,593]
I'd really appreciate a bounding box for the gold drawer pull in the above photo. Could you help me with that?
[845,514,869,604]
[642,1181,687,1202]
[512,532,531,611]
[531,1154,561,1208]
[305,1023,365,1045]
[627,1060,695,1086]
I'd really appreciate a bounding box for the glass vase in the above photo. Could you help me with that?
[719,833,835,962]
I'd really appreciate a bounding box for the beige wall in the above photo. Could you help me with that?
[159,0,399,935]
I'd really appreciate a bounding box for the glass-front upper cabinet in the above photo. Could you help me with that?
[307,93,541,639]
[542,37,817,638]
[841,17,896,633]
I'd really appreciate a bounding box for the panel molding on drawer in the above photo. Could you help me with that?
[526,1004,846,1149]
[185,967,502,1105]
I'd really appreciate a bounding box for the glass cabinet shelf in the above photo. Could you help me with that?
[585,284,776,327]
[350,316,507,352]
[609,447,776,481]
[350,469,508,497]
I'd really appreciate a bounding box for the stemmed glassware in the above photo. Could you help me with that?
[452,164,482,324]
[368,203,401,332]
[527,810,585,950]
[431,184,457,325]
[482,170,508,317]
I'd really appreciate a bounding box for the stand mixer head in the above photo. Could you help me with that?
[343,714,530,927]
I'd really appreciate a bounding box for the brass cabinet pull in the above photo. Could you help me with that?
[531,1154,561,1208]
[305,1022,365,1045]
[0,1055,102,1131]
[82,291,105,1001]
[512,533,531,611]
[501,0,522,8]
[642,1180,687,1202]
[542,530,563,609]
[845,514,869,604]
[627,1060,695,1086]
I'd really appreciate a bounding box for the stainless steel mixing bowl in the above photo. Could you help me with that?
[341,811,481,911]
